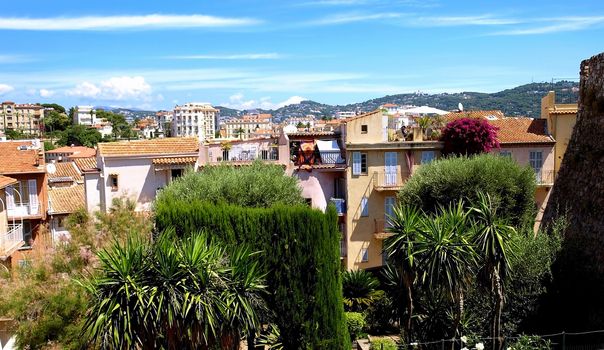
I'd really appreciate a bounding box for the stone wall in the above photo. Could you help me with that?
[538,52,604,331]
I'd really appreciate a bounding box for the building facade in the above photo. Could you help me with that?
[223,113,272,140]
[0,102,44,136]
[541,91,578,174]
[173,103,218,140]
[73,105,96,126]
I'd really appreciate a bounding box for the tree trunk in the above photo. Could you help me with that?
[492,270,504,350]
[452,290,464,350]
[402,272,414,343]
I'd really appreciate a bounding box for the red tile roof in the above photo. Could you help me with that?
[0,141,46,174]
[152,156,197,165]
[48,185,85,215]
[443,110,505,120]
[73,157,98,172]
[98,138,199,157]
[46,145,96,158]
[48,162,83,182]
[0,175,17,189]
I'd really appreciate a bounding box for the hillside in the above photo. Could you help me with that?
[217,81,579,120]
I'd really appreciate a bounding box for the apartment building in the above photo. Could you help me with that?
[541,91,578,173]
[223,113,272,140]
[155,111,173,134]
[283,115,315,130]
[95,138,199,211]
[199,136,287,165]
[0,140,49,269]
[73,105,97,126]
[173,103,218,140]
[342,110,442,269]
[0,102,44,136]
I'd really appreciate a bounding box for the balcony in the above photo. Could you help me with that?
[330,198,346,216]
[373,171,409,191]
[8,203,38,218]
[373,219,394,240]
[0,224,24,259]
[293,150,346,169]
[536,170,555,186]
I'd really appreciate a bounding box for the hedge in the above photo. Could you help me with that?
[155,200,349,349]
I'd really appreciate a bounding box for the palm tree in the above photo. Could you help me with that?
[341,269,382,312]
[415,201,476,344]
[383,205,423,342]
[82,232,267,349]
[470,192,517,350]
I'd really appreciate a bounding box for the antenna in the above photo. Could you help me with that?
[458,103,464,112]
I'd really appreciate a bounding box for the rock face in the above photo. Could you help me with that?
[539,52,604,331]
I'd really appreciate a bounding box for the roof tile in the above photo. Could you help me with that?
[0,141,45,174]
[98,138,199,157]
[48,185,85,214]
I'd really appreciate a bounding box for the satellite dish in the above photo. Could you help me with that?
[458,103,464,112]
[47,163,56,174]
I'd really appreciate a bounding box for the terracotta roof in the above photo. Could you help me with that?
[0,141,45,174]
[152,156,197,165]
[98,138,199,157]
[73,157,98,172]
[443,110,506,121]
[48,185,85,215]
[0,175,17,189]
[382,103,398,107]
[444,112,554,144]
[490,118,555,144]
[46,146,96,158]
[48,162,83,182]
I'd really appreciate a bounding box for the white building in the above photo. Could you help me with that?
[335,111,356,119]
[73,106,96,126]
[173,103,218,140]
[283,115,315,130]
[155,111,173,134]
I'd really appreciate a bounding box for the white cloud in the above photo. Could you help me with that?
[308,12,520,26]
[0,14,260,31]
[223,93,307,110]
[67,76,152,101]
[0,84,14,95]
[39,88,55,98]
[166,53,282,60]
[308,12,405,25]
[491,16,604,35]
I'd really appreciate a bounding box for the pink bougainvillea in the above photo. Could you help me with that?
[440,118,499,156]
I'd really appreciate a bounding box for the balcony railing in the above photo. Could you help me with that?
[330,198,346,216]
[536,169,555,185]
[373,171,409,191]
[8,202,38,217]
[293,150,346,168]
[1,224,24,256]
[219,149,279,162]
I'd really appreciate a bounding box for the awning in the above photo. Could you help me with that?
[153,156,197,171]
[316,140,344,164]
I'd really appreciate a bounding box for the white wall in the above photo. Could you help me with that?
[101,157,170,211]
[84,173,101,212]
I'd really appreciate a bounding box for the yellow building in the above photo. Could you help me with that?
[540,91,578,174]
[342,110,441,270]
[0,102,44,136]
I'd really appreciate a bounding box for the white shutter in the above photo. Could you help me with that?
[352,152,361,175]
[28,179,38,215]
[6,185,15,210]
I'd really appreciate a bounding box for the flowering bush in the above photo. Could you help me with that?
[440,118,499,156]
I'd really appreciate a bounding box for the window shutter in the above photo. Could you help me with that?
[352,152,361,175]
[28,179,38,215]
[6,185,15,210]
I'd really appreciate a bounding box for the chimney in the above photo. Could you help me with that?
[36,150,44,167]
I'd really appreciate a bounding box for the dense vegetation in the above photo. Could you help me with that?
[154,201,349,349]
[441,118,500,156]
[156,162,304,208]
[398,154,536,228]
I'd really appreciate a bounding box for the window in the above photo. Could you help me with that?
[171,169,183,179]
[361,124,368,134]
[529,151,543,182]
[361,248,369,262]
[16,220,32,249]
[385,196,396,228]
[421,151,435,164]
[361,196,369,217]
[222,150,230,161]
[499,150,512,158]
[110,174,119,191]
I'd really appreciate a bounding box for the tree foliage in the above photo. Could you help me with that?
[58,124,102,147]
[342,270,383,312]
[43,110,71,132]
[398,154,536,228]
[154,201,349,349]
[441,118,500,156]
[156,161,304,209]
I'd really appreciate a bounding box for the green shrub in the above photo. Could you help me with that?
[346,312,366,340]
[155,161,304,208]
[508,335,551,350]
[370,337,398,350]
[155,201,349,349]
[398,154,536,228]
[342,270,382,312]
[364,292,397,334]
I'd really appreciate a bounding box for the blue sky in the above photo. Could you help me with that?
[0,0,602,110]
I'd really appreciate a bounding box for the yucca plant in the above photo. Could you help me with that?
[342,270,382,312]
[82,231,267,350]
